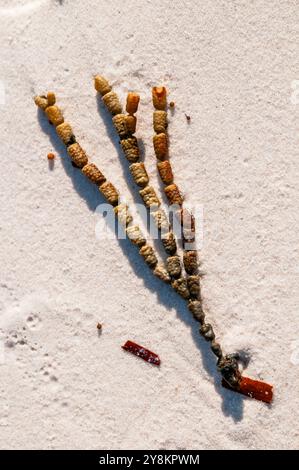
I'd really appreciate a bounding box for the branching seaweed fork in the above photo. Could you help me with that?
[34,77,273,404]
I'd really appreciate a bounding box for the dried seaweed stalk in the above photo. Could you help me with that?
[34,90,273,401]
[35,93,157,272]
[94,76,184,286]
[151,86,245,389]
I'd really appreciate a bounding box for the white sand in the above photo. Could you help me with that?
[0,0,298,450]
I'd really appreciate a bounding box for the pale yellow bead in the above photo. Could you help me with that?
[45,105,64,127]
[94,75,112,96]
[120,137,140,162]
[99,181,119,206]
[67,143,88,168]
[82,163,106,185]
[153,111,167,133]
[129,163,149,187]
[139,245,158,268]
[56,122,75,145]
[102,91,122,115]
[139,186,160,208]
[126,225,146,247]
[34,95,48,110]
[114,204,133,227]
[153,264,171,283]
[112,114,128,138]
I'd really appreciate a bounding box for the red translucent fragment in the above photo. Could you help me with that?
[122,340,160,366]
[222,376,273,403]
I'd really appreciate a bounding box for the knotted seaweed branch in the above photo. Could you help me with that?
[34,84,273,403]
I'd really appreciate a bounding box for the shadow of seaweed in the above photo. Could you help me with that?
[37,105,244,422]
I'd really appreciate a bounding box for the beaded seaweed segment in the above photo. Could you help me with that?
[34,80,273,404]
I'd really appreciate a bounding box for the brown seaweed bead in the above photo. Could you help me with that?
[94,75,112,96]
[153,111,167,133]
[126,92,140,114]
[47,91,56,106]
[126,115,137,134]
[187,275,201,299]
[82,163,106,185]
[200,323,215,341]
[172,278,190,299]
[157,161,173,185]
[129,163,149,187]
[183,250,198,275]
[114,204,133,227]
[112,114,128,138]
[164,183,183,206]
[211,340,223,359]
[139,186,160,208]
[152,87,167,110]
[153,264,171,283]
[45,105,64,126]
[121,137,140,162]
[99,181,119,206]
[102,91,122,115]
[126,225,146,247]
[153,133,168,160]
[166,255,181,278]
[34,95,48,110]
[67,143,88,168]
[218,355,241,388]
[161,232,177,255]
[188,300,204,323]
[139,245,158,268]
[56,122,75,146]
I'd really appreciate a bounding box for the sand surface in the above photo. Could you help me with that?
[0,0,298,450]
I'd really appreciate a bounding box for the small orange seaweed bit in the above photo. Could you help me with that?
[222,376,273,403]
[152,86,167,110]
[122,340,160,366]
[47,152,55,160]
[126,92,140,115]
